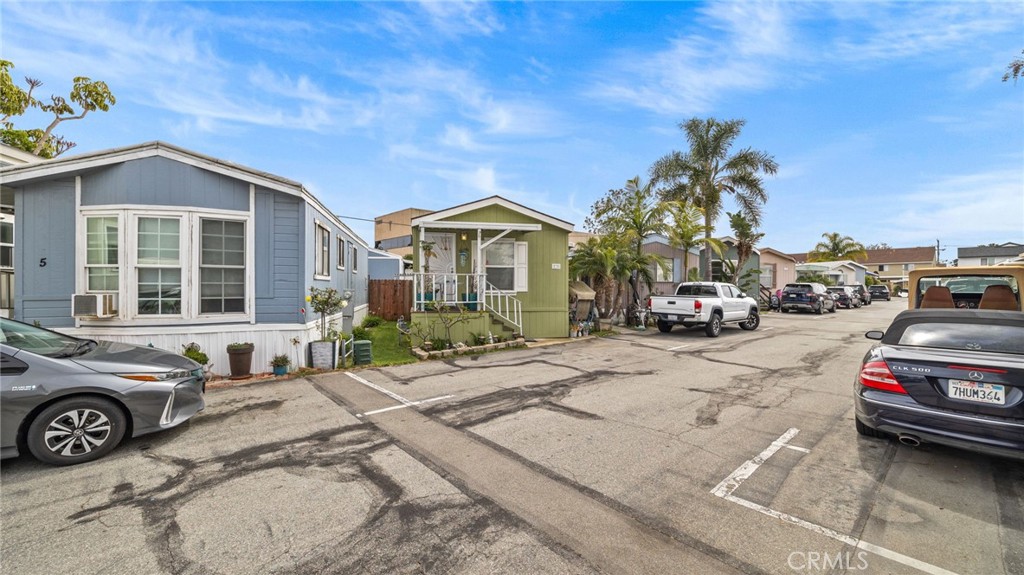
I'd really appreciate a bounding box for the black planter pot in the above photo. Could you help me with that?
[227,344,254,380]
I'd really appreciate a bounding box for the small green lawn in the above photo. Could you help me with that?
[359,321,418,367]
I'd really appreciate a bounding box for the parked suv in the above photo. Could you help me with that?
[826,286,860,309]
[850,284,871,306]
[781,283,836,314]
[868,284,891,301]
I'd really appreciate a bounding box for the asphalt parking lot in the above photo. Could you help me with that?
[2,298,1022,575]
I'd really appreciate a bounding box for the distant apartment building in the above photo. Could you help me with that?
[956,242,1024,267]
[788,246,937,288]
[374,207,432,257]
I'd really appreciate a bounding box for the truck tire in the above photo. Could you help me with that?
[739,309,759,330]
[704,313,722,337]
[657,320,672,333]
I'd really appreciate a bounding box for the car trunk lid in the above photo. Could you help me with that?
[879,347,1024,419]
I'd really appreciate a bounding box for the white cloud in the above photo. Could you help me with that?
[829,3,1022,63]
[878,168,1024,246]
[589,2,791,115]
[415,1,504,37]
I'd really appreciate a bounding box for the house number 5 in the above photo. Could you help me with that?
[39,257,47,267]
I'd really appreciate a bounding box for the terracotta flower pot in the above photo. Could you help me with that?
[227,343,254,380]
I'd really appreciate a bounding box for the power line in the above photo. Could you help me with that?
[333,214,412,228]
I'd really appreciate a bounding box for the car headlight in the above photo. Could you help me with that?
[117,370,194,382]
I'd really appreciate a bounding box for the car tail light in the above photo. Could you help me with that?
[809,294,818,303]
[859,361,907,394]
[694,300,702,312]
[646,297,651,309]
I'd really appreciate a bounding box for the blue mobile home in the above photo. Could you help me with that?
[0,141,369,375]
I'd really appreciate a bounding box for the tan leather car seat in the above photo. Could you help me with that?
[978,285,1019,311]
[919,286,954,308]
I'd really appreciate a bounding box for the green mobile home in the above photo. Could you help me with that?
[410,196,573,341]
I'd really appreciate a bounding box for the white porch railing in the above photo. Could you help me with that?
[412,272,522,335]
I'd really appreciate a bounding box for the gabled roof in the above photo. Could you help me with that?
[757,247,796,262]
[0,143,44,166]
[957,242,1024,258]
[0,140,370,248]
[862,246,936,265]
[790,246,936,265]
[411,195,574,232]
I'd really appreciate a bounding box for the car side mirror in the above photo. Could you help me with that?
[865,330,884,340]
[738,292,746,298]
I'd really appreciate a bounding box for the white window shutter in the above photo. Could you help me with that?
[514,242,528,292]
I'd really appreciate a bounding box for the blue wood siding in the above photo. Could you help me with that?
[304,204,368,331]
[15,180,76,327]
[254,189,303,323]
[81,156,249,211]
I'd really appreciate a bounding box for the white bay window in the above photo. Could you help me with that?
[79,209,249,322]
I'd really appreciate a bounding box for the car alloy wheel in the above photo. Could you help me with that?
[740,310,760,330]
[705,314,722,337]
[26,397,127,466]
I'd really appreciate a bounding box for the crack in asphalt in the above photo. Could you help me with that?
[63,417,558,575]
[421,369,653,429]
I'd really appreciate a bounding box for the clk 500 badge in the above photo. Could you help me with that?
[11,385,36,391]
[892,365,931,373]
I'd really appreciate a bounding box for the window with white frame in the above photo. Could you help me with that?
[878,264,887,272]
[315,223,330,277]
[477,240,527,292]
[80,210,249,321]
[337,237,345,269]
[85,215,119,292]
[200,219,245,314]
[0,219,13,270]
[656,259,674,283]
[137,216,182,315]
[351,244,358,273]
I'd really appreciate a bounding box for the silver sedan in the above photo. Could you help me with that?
[1,318,205,465]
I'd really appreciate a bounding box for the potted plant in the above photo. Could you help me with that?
[308,286,348,369]
[226,342,254,380]
[270,354,290,376]
[181,342,213,381]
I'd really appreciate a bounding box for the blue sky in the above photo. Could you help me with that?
[3,1,1022,257]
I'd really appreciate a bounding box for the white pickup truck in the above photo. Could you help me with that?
[648,282,760,337]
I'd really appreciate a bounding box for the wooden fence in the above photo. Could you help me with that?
[369,279,413,320]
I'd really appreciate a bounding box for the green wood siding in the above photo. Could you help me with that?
[412,204,570,338]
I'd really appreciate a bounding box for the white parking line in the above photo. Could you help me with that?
[667,344,690,351]
[357,395,454,417]
[712,429,959,575]
[346,371,415,405]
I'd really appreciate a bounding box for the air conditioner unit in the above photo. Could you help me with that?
[72,294,119,318]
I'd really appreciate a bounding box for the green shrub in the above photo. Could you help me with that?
[182,342,209,365]
[361,314,383,328]
[352,326,370,341]
[429,337,448,351]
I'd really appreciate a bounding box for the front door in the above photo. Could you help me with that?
[422,232,456,302]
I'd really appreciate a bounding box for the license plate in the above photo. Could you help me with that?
[948,379,1005,405]
[789,294,797,298]
[667,314,678,321]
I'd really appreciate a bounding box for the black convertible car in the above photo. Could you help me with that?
[854,309,1023,460]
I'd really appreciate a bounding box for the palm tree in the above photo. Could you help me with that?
[807,232,867,262]
[727,211,765,285]
[652,118,778,281]
[666,202,727,281]
[569,237,618,318]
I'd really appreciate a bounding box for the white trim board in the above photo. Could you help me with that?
[412,196,573,232]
